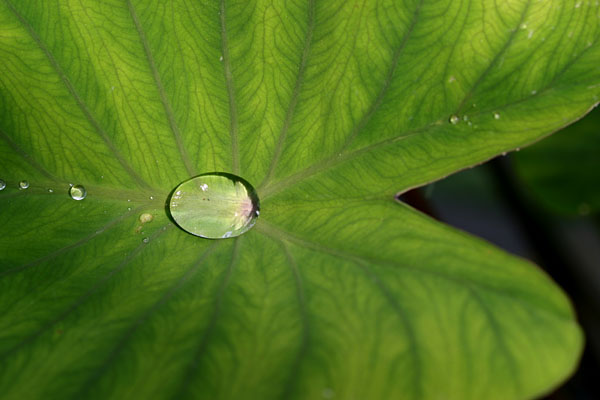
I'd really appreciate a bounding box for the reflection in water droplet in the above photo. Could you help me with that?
[169,173,260,239]
[142,237,150,244]
[19,180,29,190]
[69,184,87,200]
[449,115,460,125]
[493,112,501,120]
[0,180,5,191]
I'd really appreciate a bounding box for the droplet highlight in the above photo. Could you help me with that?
[69,184,87,201]
[493,112,501,120]
[0,179,5,191]
[169,173,260,239]
[449,115,460,125]
[19,180,29,190]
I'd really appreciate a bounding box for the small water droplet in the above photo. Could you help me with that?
[449,115,460,125]
[19,180,29,190]
[493,112,501,120]
[150,196,154,200]
[139,213,154,224]
[69,184,87,200]
[219,55,223,61]
[142,237,150,244]
[127,207,132,211]
[169,173,260,239]
[462,115,469,121]
[531,89,537,95]
[0,179,5,191]
[127,199,131,202]
[48,188,54,193]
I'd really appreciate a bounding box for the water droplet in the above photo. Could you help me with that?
[449,115,460,125]
[69,184,87,200]
[219,55,223,61]
[127,207,132,211]
[0,179,5,191]
[150,196,154,200]
[19,180,29,190]
[493,112,501,120]
[168,173,260,239]
[142,237,150,244]
[462,115,469,121]
[48,188,54,193]
[139,213,154,224]
[531,89,537,95]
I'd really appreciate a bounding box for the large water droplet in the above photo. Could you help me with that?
[19,180,29,189]
[69,184,87,200]
[0,179,5,191]
[169,173,260,239]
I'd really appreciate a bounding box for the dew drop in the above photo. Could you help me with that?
[142,237,150,244]
[19,180,29,190]
[493,112,501,120]
[449,115,460,125]
[0,179,5,191]
[150,196,154,200]
[48,188,54,193]
[69,184,87,200]
[139,213,154,224]
[168,173,260,239]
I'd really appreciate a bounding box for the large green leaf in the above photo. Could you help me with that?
[513,106,600,216]
[0,0,598,399]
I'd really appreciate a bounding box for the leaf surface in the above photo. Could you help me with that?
[1,1,599,399]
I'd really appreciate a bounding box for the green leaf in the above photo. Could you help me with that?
[0,0,598,399]
[513,105,600,216]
